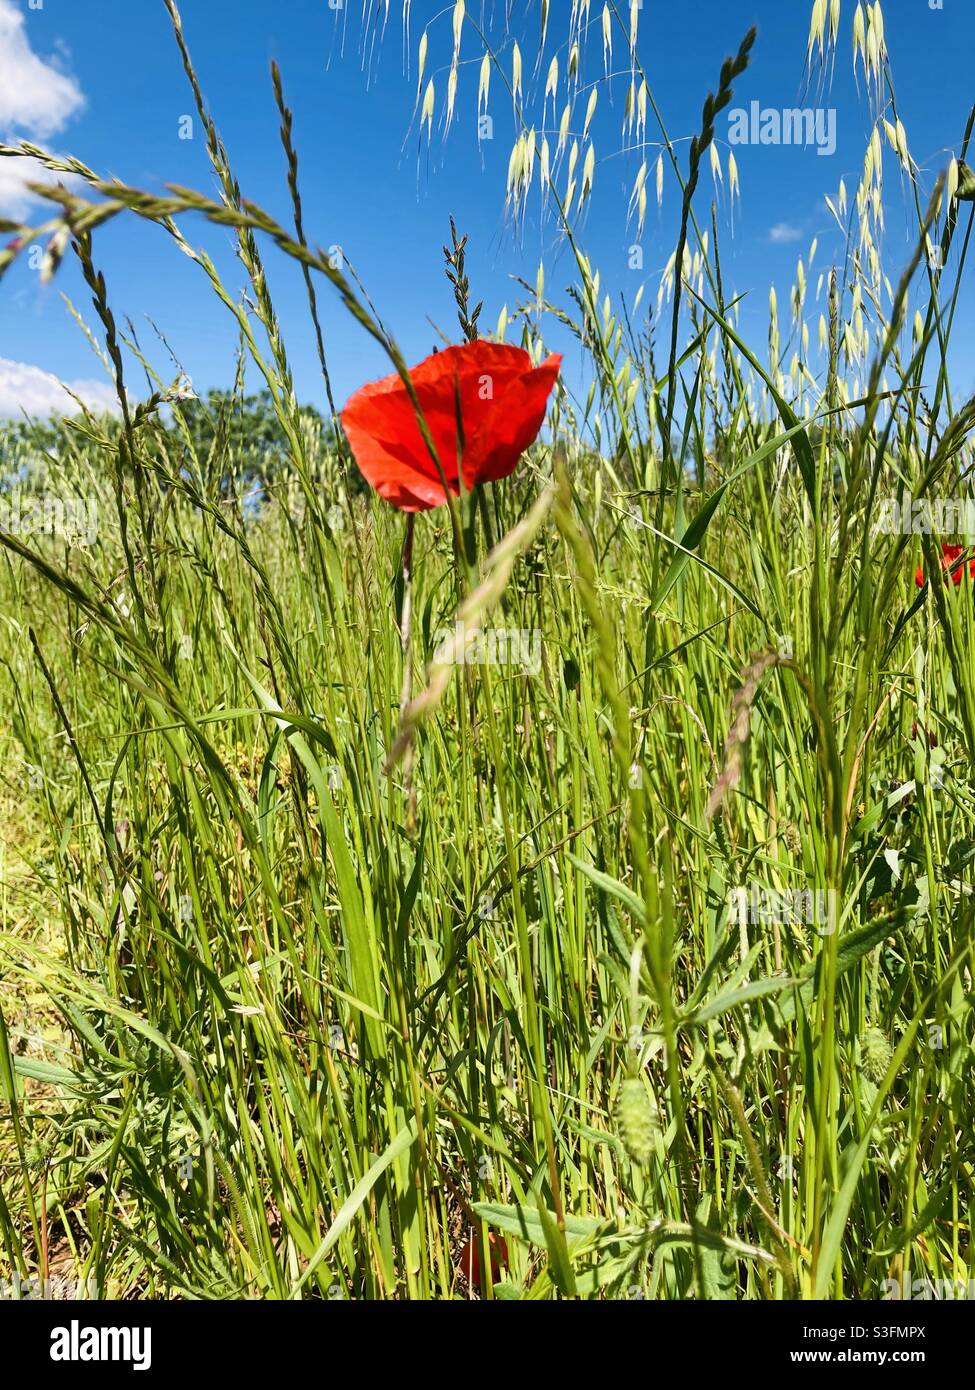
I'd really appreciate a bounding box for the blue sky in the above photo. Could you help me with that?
[1,0,973,418]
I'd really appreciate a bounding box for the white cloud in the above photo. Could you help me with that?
[0,0,84,215]
[769,222,802,244]
[0,358,119,418]
[0,0,83,135]
[0,150,78,221]
[0,11,95,420]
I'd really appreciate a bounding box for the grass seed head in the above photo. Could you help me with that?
[617,1076,659,1165]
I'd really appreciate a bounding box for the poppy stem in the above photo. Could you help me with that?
[399,512,417,832]
[452,371,480,595]
[476,484,495,554]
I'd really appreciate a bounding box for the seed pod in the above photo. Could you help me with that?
[617,1076,658,1165]
[860,1026,893,1084]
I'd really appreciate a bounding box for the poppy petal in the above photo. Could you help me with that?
[914,543,975,588]
[341,342,561,510]
[341,376,450,510]
[467,354,563,486]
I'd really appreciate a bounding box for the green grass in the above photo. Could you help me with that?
[0,0,973,1301]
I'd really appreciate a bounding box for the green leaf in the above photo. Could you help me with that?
[11,1057,87,1091]
[472,1201,606,1248]
[536,1194,578,1298]
[697,1196,738,1299]
[686,973,800,1026]
[568,854,645,928]
[291,1118,419,1294]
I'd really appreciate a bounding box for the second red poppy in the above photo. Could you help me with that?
[914,543,975,588]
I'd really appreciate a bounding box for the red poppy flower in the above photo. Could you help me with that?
[456,1229,509,1289]
[340,342,561,511]
[911,721,938,748]
[914,543,975,588]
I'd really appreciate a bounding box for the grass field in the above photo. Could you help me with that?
[0,0,973,1301]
